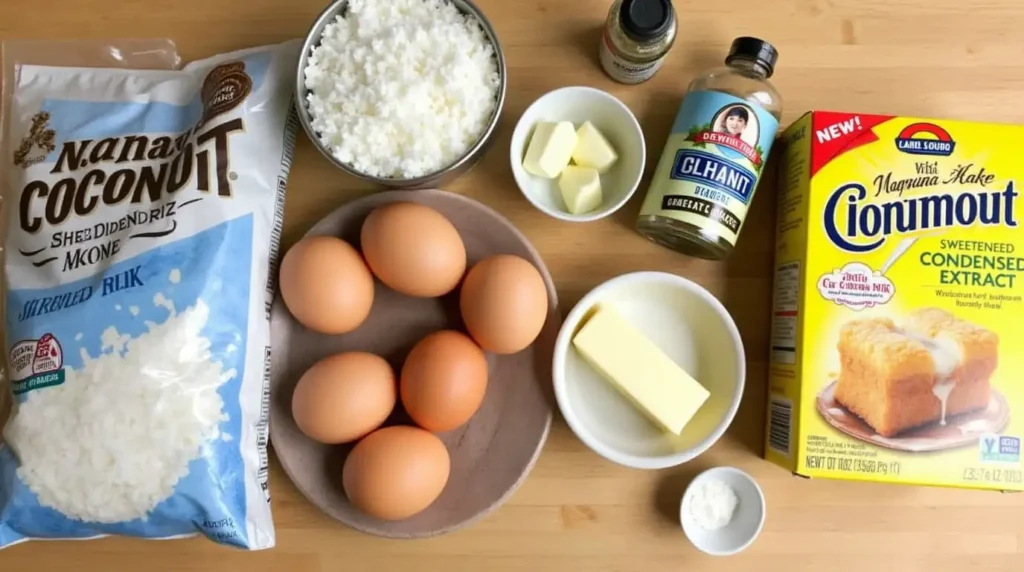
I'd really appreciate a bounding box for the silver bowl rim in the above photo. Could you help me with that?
[294,0,508,188]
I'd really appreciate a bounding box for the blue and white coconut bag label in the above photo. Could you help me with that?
[0,40,300,550]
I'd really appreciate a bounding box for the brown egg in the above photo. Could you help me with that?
[460,254,549,354]
[343,426,450,520]
[291,352,396,444]
[401,330,488,432]
[360,202,466,298]
[279,236,374,334]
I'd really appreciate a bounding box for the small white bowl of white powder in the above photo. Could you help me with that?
[680,466,765,556]
[298,0,505,188]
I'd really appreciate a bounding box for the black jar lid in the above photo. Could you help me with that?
[619,0,674,42]
[725,37,779,78]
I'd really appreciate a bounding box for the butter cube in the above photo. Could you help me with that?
[571,121,619,173]
[558,166,603,215]
[572,306,710,435]
[523,121,577,179]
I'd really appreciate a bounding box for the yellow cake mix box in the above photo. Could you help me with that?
[765,111,1024,491]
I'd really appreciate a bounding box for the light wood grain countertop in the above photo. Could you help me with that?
[3,0,1024,570]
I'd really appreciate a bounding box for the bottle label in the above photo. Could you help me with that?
[639,90,780,246]
[600,32,664,84]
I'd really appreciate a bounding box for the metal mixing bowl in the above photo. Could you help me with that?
[296,0,507,189]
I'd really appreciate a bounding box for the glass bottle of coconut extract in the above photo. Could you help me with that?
[635,37,782,260]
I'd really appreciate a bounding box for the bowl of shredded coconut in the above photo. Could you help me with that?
[298,0,506,188]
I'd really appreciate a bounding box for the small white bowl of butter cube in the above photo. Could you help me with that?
[552,272,745,469]
[510,86,646,222]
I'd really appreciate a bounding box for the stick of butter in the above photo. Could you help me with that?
[559,165,603,215]
[571,121,618,173]
[523,121,577,178]
[572,306,710,435]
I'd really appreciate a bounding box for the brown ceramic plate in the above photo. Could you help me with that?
[817,381,1009,453]
[269,189,558,538]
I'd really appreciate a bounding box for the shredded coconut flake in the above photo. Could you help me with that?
[154,293,175,314]
[303,0,500,179]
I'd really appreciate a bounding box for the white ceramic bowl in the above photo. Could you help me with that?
[680,467,765,556]
[552,272,745,469]
[510,86,646,222]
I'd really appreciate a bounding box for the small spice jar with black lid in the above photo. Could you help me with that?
[600,0,677,84]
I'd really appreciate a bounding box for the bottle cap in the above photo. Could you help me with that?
[619,0,674,42]
[725,37,779,78]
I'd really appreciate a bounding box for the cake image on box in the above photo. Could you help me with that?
[834,308,999,438]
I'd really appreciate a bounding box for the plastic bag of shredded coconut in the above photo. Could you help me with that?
[0,39,300,550]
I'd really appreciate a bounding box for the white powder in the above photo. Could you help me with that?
[5,298,233,523]
[129,306,140,316]
[74,333,82,341]
[303,0,500,179]
[169,269,181,284]
[114,304,122,311]
[687,477,739,530]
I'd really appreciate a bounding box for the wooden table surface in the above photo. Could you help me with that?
[3,0,1024,570]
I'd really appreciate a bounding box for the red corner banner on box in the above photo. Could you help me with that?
[810,111,893,176]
